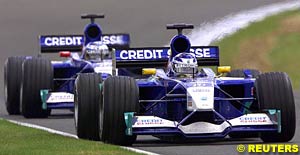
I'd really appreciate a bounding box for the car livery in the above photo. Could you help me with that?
[72,23,295,145]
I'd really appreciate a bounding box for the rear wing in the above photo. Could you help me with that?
[116,46,219,68]
[39,34,130,53]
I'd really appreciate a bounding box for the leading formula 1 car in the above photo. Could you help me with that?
[75,23,295,146]
[4,14,130,118]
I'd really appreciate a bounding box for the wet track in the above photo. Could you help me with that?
[0,0,299,155]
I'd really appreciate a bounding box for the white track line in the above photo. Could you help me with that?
[1,118,159,155]
[3,118,78,139]
[121,147,160,155]
[187,1,300,46]
[2,2,300,155]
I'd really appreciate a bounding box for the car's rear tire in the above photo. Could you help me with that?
[74,73,102,141]
[256,72,295,142]
[227,69,260,78]
[4,56,26,115]
[227,68,260,139]
[101,76,139,145]
[20,58,53,118]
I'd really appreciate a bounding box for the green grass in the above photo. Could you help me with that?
[212,9,300,88]
[0,119,141,155]
[270,33,300,87]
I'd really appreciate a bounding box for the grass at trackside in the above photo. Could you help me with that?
[212,10,300,89]
[0,119,141,155]
[2,9,300,155]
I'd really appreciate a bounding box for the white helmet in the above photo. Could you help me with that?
[84,41,110,61]
[171,53,198,76]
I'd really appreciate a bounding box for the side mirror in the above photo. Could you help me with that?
[217,66,231,74]
[59,51,71,57]
[142,68,156,75]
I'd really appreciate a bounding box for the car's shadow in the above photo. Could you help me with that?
[48,113,73,119]
[47,110,74,119]
[134,137,258,147]
[133,136,298,147]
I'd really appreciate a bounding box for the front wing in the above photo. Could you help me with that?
[124,109,280,138]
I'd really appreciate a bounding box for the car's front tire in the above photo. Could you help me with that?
[4,56,25,115]
[74,73,102,141]
[100,76,139,145]
[20,58,53,118]
[256,72,295,142]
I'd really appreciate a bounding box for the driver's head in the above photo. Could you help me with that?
[171,52,198,77]
[83,41,110,61]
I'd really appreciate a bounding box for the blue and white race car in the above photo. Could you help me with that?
[75,23,295,145]
[4,14,130,118]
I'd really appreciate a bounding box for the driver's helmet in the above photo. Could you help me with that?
[171,52,198,76]
[83,41,110,61]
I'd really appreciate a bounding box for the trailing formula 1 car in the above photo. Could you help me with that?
[4,14,130,118]
[75,23,295,145]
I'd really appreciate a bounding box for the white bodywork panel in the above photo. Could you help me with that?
[186,81,214,110]
[93,60,116,75]
[132,113,275,134]
[46,92,74,103]
[132,116,177,128]
[229,113,274,126]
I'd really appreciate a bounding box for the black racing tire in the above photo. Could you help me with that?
[20,58,53,118]
[227,69,260,78]
[256,72,295,142]
[101,76,139,145]
[74,73,102,141]
[227,68,260,138]
[4,56,26,115]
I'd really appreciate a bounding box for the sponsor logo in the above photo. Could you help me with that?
[41,35,129,47]
[167,48,212,58]
[190,48,211,58]
[136,119,163,125]
[48,95,73,101]
[239,116,267,123]
[191,82,213,87]
[174,63,197,68]
[44,36,83,46]
[191,88,210,93]
[46,92,74,103]
[101,35,125,45]
[120,49,164,59]
[118,47,217,60]
[201,96,208,101]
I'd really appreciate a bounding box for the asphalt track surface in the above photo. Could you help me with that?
[0,0,299,155]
